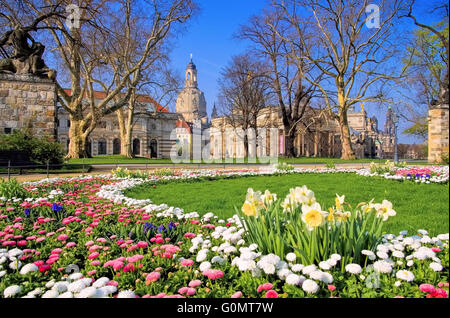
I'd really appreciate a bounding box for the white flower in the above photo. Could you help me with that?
[68,272,83,281]
[52,282,69,293]
[77,287,101,298]
[321,272,334,284]
[430,262,443,272]
[330,254,341,261]
[373,260,393,274]
[262,264,276,275]
[45,280,56,288]
[92,277,110,288]
[396,270,414,282]
[99,286,117,296]
[345,264,362,274]
[407,260,414,267]
[19,263,38,275]
[326,258,337,267]
[319,261,331,270]
[58,291,74,298]
[9,259,22,270]
[249,244,258,251]
[394,281,402,287]
[376,251,389,259]
[8,248,24,258]
[302,264,317,275]
[68,280,87,293]
[291,264,304,273]
[199,261,211,272]
[117,290,136,298]
[417,229,428,236]
[277,268,291,280]
[4,285,21,298]
[286,273,301,285]
[361,250,376,260]
[399,231,408,236]
[302,279,319,294]
[392,251,404,259]
[309,270,325,281]
[211,256,225,265]
[286,253,297,263]
[41,290,59,298]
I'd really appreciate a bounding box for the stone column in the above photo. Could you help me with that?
[428,104,449,163]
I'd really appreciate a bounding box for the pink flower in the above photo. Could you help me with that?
[184,233,196,238]
[419,284,436,294]
[328,285,336,292]
[57,234,69,241]
[178,287,189,294]
[65,242,76,248]
[146,272,161,282]
[188,280,202,288]
[202,269,224,280]
[265,290,279,298]
[88,270,97,275]
[88,252,99,259]
[122,263,136,272]
[432,247,441,252]
[137,241,148,248]
[155,237,164,244]
[91,260,101,266]
[257,283,273,293]
[231,291,243,298]
[186,288,196,296]
[181,259,194,267]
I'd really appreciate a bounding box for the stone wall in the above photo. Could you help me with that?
[0,74,57,140]
[428,104,449,163]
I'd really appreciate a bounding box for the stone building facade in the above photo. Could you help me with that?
[0,74,57,139]
[428,103,449,163]
[56,90,179,158]
[210,104,396,159]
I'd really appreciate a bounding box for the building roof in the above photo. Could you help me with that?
[176,119,191,134]
[62,89,169,113]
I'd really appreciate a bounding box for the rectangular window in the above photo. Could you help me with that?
[4,128,12,134]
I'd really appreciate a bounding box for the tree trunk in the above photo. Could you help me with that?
[117,108,133,158]
[65,114,89,158]
[338,114,356,160]
[285,128,297,158]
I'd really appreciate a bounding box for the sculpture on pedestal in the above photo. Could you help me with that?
[0,24,56,79]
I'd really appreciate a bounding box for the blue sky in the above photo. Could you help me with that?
[168,0,444,145]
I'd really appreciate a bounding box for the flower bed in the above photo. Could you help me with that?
[0,170,448,298]
[357,165,449,184]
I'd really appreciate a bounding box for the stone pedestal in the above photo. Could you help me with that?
[0,73,57,140]
[428,104,449,163]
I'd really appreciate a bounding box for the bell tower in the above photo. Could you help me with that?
[185,53,197,88]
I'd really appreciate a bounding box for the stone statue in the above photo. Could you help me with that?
[0,24,56,79]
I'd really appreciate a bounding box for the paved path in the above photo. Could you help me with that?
[1,162,373,183]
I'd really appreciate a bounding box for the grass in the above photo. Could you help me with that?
[67,155,431,165]
[0,164,92,174]
[125,173,449,236]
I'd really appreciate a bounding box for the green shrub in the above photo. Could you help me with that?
[0,130,64,165]
[0,179,29,199]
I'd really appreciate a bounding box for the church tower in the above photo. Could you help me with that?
[176,55,207,124]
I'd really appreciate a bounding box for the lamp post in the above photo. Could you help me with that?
[392,110,399,163]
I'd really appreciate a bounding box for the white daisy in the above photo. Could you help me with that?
[302,279,319,294]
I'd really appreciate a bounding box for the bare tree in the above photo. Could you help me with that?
[0,0,195,158]
[239,7,323,158]
[217,53,269,158]
[276,0,405,159]
[401,0,449,105]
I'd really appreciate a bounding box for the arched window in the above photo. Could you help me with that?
[150,139,157,158]
[98,138,107,155]
[113,138,121,155]
[187,72,191,81]
[132,138,140,156]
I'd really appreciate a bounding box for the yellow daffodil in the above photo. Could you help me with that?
[242,201,257,217]
[335,194,345,211]
[374,200,396,221]
[301,203,328,230]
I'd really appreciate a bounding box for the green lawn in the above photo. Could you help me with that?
[125,173,449,236]
[67,155,431,165]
